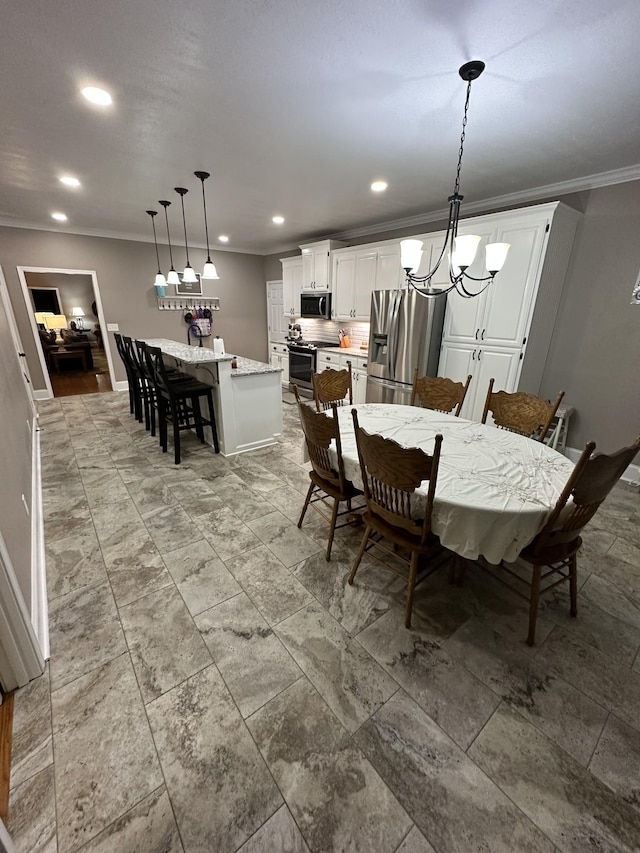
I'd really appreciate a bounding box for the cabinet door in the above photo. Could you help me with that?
[418,232,451,291]
[480,217,548,348]
[353,251,378,319]
[333,254,356,320]
[313,247,331,290]
[353,369,368,404]
[282,259,303,316]
[281,352,289,384]
[437,342,477,419]
[471,347,522,423]
[376,246,402,290]
[441,224,496,343]
[301,251,315,290]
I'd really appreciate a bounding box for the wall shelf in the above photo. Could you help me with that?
[157,296,221,311]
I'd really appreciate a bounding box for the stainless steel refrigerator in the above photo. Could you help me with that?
[366,289,446,404]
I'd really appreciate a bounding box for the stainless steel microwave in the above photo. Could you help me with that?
[300,292,331,319]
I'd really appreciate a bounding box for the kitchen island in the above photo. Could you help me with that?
[142,339,283,457]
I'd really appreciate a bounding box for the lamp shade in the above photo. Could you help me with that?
[182,264,198,283]
[34,311,54,325]
[167,269,180,285]
[71,307,85,317]
[202,260,219,280]
[155,272,167,286]
[400,239,424,273]
[485,242,510,274]
[452,235,481,270]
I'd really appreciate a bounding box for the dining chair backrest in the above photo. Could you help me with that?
[482,378,565,441]
[529,435,640,555]
[143,345,173,396]
[311,363,352,412]
[410,369,472,416]
[294,385,347,493]
[352,408,442,545]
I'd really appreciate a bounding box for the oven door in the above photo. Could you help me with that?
[288,347,315,391]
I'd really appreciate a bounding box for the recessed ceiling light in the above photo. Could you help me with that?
[51,212,68,222]
[81,86,112,106]
[59,176,81,188]
[218,235,229,243]
[371,180,388,193]
[272,215,285,225]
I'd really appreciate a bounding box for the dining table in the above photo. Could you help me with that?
[331,403,576,565]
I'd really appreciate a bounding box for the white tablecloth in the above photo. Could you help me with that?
[333,404,575,564]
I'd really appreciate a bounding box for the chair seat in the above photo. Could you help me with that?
[362,509,437,554]
[309,470,361,502]
[519,535,582,565]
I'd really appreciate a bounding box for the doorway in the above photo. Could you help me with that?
[17,267,116,398]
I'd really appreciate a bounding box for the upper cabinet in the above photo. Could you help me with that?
[280,256,303,317]
[299,239,347,291]
[332,243,403,321]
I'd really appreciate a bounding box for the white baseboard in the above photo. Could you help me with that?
[565,445,640,486]
[31,418,49,659]
[33,388,51,401]
[114,379,129,392]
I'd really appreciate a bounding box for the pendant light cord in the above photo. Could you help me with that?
[146,211,162,272]
[178,192,191,265]
[160,202,175,268]
[200,180,212,261]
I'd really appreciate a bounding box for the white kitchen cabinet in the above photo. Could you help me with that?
[438,342,521,421]
[376,245,403,290]
[438,201,580,416]
[332,247,381,321]
[299,239,347,291]
[269,341,289,385]
[281,256,303,317]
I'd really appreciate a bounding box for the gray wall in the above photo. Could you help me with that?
[0,226,267,391]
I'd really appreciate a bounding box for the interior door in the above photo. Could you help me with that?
[0,268,35,416]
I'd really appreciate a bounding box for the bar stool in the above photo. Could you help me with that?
[145,346,220,464]
[115,333,143,421]
[133,340,195,436]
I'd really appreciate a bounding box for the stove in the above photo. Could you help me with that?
[287,340,340,394]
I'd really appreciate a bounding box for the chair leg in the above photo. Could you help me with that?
[405,551,419,629]
[205,390,220,453]
[192,396,205,443]
[348,526,371,585]
[527,564,542,646]
[569,555,578,617]
[326,498,340,561]
[172,406,181,465]
[297,481,314,528]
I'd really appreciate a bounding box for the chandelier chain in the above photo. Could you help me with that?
[453,78,473,198]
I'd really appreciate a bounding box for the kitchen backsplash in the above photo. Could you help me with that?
[294,319,370,348]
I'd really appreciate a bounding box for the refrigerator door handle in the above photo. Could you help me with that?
[386,290,401,378]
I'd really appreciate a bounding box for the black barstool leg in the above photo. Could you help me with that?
[172,404,181,465]
[192,395,205,443]
[206,390,220,453]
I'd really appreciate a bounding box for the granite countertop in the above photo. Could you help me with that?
[318,345,369,358]
[142,339,233,364]
[142,339,280,376]
[231,356,282,377]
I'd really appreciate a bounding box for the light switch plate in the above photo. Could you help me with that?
[106,323,119,331]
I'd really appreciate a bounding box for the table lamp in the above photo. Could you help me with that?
[34,311,54,327]
[71,307,85,329]
[44,314,67,343]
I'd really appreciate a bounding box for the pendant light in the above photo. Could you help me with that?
[400,61,510,299]
[159,200,180,285]
[174,187,198,283]
[194,170,220,279]
[145,210,166,289]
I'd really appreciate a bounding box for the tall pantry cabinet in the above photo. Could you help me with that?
[437,202,581,421]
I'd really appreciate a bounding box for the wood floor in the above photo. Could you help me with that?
[48,349,112,397]
[0,693,14,825]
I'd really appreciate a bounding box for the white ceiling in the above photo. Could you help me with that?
[3,0,640,255]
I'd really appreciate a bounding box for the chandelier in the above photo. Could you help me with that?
[400,61,510,299]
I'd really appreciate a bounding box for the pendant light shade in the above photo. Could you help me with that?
[159,200,181,285]
[146,209,166,290]
[194,171,220,280]
[175,187,197,282]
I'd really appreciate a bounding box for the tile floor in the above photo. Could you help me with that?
[7,390,640,853]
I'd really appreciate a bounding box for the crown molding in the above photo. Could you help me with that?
[0,219,260,255]
[328,164,640,241]
[0,164,638,256]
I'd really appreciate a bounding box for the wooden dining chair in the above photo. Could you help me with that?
[481,378,565,441]
[293,385,362,560]
[311,362,352,412]
[348,409,444,628]
[410,369,472,417]
[479,436,640,645]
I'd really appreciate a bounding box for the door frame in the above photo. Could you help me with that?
[16,266,117,399]
[0,267,36,415]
